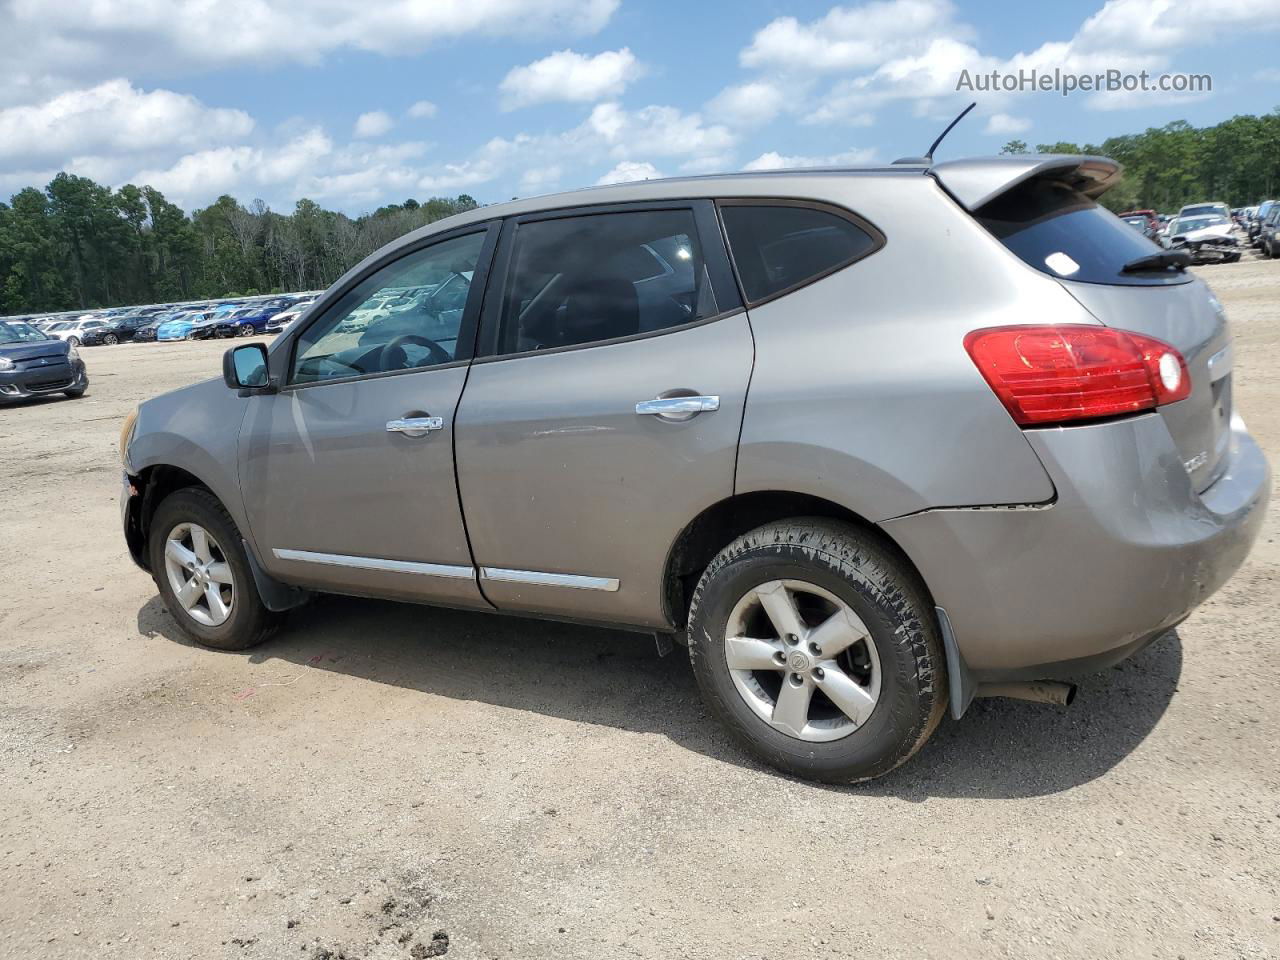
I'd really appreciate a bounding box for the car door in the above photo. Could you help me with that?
[454,201,752,628]
[239,223,498,607]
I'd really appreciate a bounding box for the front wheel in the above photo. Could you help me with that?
[104,333,119,345]
[148,488,280,650]
[687,519,946,783]
[67,336,80,347]
[238,323,256,337]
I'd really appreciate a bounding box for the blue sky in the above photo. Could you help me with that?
[1,0,1278,213]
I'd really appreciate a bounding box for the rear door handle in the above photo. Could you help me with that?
[386,416,443,438]
[635,395,720,421]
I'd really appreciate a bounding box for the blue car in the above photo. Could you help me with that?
[213,299,293,338]
[156,310,216,341]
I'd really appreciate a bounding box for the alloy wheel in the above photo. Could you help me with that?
[163,522,234,627]
[105,334,118,345]
[724,579,881,742]
[239,324,256,337]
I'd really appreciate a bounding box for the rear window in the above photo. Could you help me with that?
[720,204,881,304]
[976,179,1191,286]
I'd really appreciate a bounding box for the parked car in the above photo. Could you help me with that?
[156,310,217,341]
[81,310,159,345]
[1164,214,1241,263]
[1259,205,1280,258]
[1177,201,1231,222]
[44,316,111,347]
[0,320,88,402]
[264,299,318,335]
[1248,200,1277,247]
[1118,208,1158,237]
[212,300,293,338]
[120,155,1270,783]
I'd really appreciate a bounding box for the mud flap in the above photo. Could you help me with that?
[242,539,310,612]
[937,606,978,720]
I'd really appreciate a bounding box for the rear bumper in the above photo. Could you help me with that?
[883,411,1270,678]
[0,360,86,401]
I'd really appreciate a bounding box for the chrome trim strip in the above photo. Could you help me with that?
[273,549,474,579]
[1207,343,1232,381]
[480,567,620,592]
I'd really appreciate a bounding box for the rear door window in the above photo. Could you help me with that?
[719,203,882,304]
[976,179,1191,286]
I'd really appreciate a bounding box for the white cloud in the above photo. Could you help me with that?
[741,0,968,73]
[706,81,790,127]
[0,0,621,103]
[406,100,438,118]
[583,102,734,159]
[354,110,394,138]
[984,112,1030,134]
[0,79,252,164]
[596,160,662,184]
[742,147,877,171]
[499,48,642,109]
[740,0,1280,125]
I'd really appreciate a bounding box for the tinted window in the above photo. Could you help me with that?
[0,321,48,343]
[720,204,879,303]
[291,230,485,384]
[498,209,717,354]
[977,179,1191,286]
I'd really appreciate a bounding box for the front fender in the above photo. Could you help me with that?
[129,377,255,551]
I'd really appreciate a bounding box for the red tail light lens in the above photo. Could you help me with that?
[964,324,1191,426]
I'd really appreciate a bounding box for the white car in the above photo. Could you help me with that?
[1177,201,1231,222]
[45,317,110,346]
[264,299,317,335]
[1166,214,1234,244]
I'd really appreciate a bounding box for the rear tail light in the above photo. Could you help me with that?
[964,324,1191,426]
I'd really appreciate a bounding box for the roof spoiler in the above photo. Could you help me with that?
[929,155,1122,211]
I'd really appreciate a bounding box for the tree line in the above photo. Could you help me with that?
[0,176,479,315]
[5,109,1279,315]
[1000,110,1280,213]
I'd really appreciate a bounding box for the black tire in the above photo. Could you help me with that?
[67,336,80,347]
[63,387,86,398]
[104,333,119,345]
[687,518,946,783]
[148,487,280,651]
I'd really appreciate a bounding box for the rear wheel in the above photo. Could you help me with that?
[688,519,946,783]
[67,336,80,347]
[148,488,280,650]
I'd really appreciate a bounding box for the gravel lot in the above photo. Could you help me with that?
[2,258,1278,960]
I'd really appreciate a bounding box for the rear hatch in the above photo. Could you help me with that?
[933,156,1232,493]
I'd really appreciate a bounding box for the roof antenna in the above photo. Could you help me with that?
[893,101,977,165]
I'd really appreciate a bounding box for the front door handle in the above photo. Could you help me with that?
[635,395,720,421]
[386,416,444,438]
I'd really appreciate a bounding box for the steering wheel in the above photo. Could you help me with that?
[379,334,451,370]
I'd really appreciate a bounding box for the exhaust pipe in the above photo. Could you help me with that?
[975,681,1077,707]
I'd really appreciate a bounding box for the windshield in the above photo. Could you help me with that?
[1180,204,1224,218]
[0,321,50,344]
[1173,217,1226,233]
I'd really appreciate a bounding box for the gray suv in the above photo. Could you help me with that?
[120,155,1270,782]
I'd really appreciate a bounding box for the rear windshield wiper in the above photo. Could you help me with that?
[1121,250,1190,274]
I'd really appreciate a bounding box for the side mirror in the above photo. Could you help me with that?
[223,343,273,394]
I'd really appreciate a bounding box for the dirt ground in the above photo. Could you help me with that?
[2,256,1278,960]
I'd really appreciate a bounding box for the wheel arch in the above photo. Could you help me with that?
[662,489,932,631]
[128,464,215,571]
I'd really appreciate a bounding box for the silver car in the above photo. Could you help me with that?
[120,155,1270,782]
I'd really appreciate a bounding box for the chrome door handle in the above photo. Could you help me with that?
[635,395,720,421]
[386,416,444,438]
